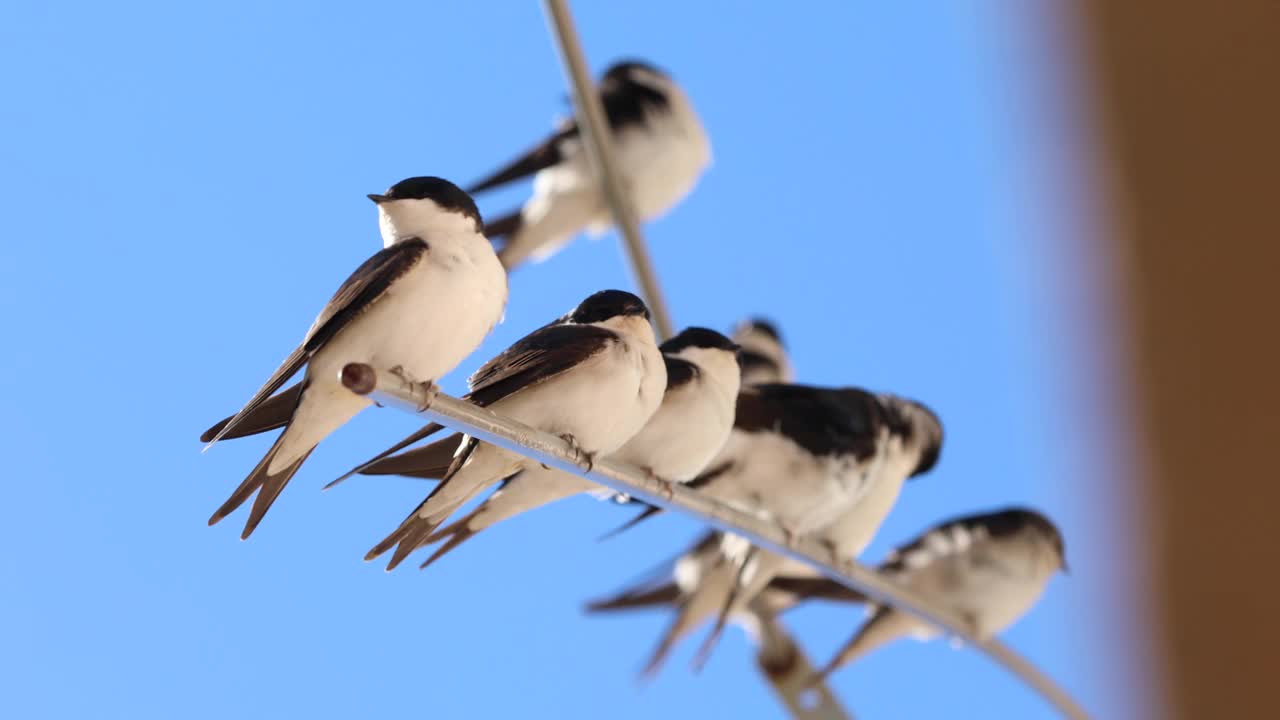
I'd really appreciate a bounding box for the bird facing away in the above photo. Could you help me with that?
[588,385,944,677]
[732,317,793,385]
[199,176,507,539]
[363,290,667,571]
[351,326,742,569]
[800,507,1067,682]
[469,60,711,270]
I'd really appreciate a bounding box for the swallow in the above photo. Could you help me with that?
[395,327,743,569]
[799,507,1068,682]
[588,385,943,676]
[363,290,666,570]
[200,177,506,539]
[732,317,793,385]
[469,60,711,270]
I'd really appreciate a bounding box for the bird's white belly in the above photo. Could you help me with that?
[612,384,731,481]
[487,344,649,456]
[944,558,1050,636]
[309,249,505,389]
[709,432,865,533]
[611,121,711,222]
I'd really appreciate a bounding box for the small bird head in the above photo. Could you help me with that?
[735,318,782,345]
[661,327,742,392]
[1027,510,1069,573]
[598,60,674,122]
[603,60,671,88]
[368,176,483,244]
[567,289,651,325]
[882,396,944,478]
[731,317,793,385]
[982,507,1069,574]
[661,327,739,356]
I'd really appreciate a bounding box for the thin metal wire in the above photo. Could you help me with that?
[340,364,1092,720]
[540,0,675,340]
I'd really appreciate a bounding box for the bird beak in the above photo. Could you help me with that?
[367,194,388,204]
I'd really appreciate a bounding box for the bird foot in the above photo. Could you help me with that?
[386,367,437,410]
[818,537,842,567]
[643,468,676,501]
[559,433,596,472]
[412,380,438,412]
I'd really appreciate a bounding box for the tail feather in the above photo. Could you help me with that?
[367,438,492,571]
[364,509,440,570]
[323,424,449,491]
[691,547,759,672]
[483,211,522,242]
[585,581,682,613]
[811,609,916,684]
[597,503,664,542]
[358,432,461,478]
[200,383,303,443]
[418,522,478,570]
[639,558,737,679]
[365,500,457,571]
[208,434,314,540]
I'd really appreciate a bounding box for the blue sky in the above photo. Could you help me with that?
[2,2,1149,718]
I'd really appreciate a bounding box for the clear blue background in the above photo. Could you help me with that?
[1,2,1149,718]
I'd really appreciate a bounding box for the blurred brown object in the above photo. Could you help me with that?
[1078,2,1280,718]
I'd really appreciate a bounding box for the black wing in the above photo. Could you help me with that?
[464,322,616,408]
[662,355,699,391]
[200,382,304,443]
[733,383,888,461]
[467,72,669,195]
[203,239,428,445]
[301,238,429,351]
[467,125,575,194]
[737,349,779,379]
[878,508,1043,576]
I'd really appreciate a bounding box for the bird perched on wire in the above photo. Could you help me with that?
[598,315,795,531]
[604,415,944,615]
[363,290,666,571]
[346,326,742,569]
[775,507,1067,683]
[467,60,711,270]
[588,384,943,676]
[199,177,507,539]
[732,318,793,385]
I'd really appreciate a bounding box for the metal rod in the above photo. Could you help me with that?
[750,608,854,720]
[540,0,675,340]
[340,364,1092,720]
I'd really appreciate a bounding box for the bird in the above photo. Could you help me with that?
[795,507,1068,682]
[198,176,507,539]
[596,315,795,535]
[732,317,793,385]
[467,60,711,270]
[350,326,742,569]
[587,384,943,676]
[363,289,666,571]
